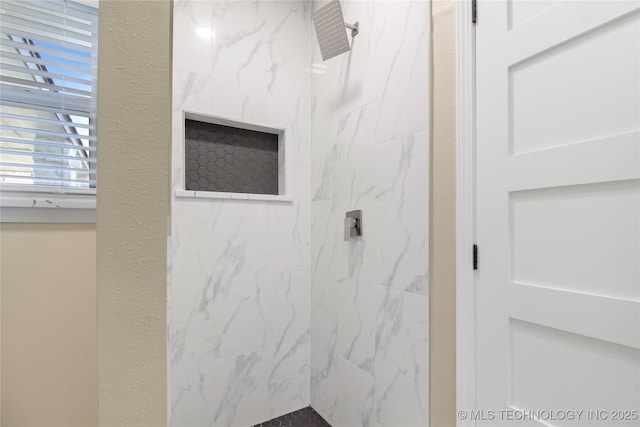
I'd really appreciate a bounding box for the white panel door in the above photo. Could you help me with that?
[476,0,640,425]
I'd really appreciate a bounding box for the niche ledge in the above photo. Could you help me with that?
[175,189,293,203]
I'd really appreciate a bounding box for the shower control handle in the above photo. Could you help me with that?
[344,210,363,241]
[344,217,356,241]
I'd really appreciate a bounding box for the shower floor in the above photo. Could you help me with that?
[254,407,331,427]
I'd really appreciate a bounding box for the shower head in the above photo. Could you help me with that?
[313,0,359,61]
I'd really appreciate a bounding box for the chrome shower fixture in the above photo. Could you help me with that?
[313,0,359,61]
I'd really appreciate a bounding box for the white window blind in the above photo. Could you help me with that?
[0,0,98,189]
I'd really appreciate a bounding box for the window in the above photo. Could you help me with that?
[0,0,98,221]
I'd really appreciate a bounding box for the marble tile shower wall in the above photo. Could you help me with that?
[170,0,429,426]
[170,1,311,426]
[309,1,430,426]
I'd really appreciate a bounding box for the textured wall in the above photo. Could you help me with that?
[0,223,97,427]
[309,1,431,425]
[170,1,311,425]
[96,1,171,426]
[430,1,457,426]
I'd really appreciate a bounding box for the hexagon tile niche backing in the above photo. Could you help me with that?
[184,119,279,195]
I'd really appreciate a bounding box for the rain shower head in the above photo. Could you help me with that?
[313,0,359,61]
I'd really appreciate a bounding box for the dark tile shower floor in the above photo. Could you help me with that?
[254,407,331,427]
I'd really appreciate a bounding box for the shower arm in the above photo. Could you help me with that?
[345,21,359,37]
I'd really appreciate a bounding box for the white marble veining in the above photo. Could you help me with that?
[170,320,216,427]
[212,348,271,427]
[170,0,429,425]
[173,0,310,130]
[311,304,339,424]
[262,270,311,383]
[310,0,430,425]
[171,233,269,327]
[268,373,311,420]
[170,1,311,425]
[267,200,310,272]
[368,131,430,296]
[310,199,349,312]
[336,241,385,374]
[365,1,430,144]
[375,287,429,426]
[333,356,375,427]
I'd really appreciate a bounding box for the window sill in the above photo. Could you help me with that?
[175,190,293,203]
[0,186,96,223]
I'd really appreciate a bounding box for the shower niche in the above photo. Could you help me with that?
[183,112,285,196]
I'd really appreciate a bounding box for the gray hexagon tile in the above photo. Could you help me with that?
[253,407,331,427]
[184,119,279,194]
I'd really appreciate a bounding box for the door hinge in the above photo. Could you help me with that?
[473,244,478,270]
[472,0,478,25]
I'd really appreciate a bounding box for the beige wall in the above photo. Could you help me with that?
[1,2,173,426]
[96,1,171,426]
[430,1,457,426]
[0,223,97,427]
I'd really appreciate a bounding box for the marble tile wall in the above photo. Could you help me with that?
[309,1,430,426]
[170,0,429,425]
[170,1,311,426]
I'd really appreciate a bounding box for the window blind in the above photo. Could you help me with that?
[0,0,98,189]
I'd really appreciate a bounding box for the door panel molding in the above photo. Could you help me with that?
[457,1,640,425]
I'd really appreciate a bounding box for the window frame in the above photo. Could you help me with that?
[0,0,99,223]
[0,183,96,223]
